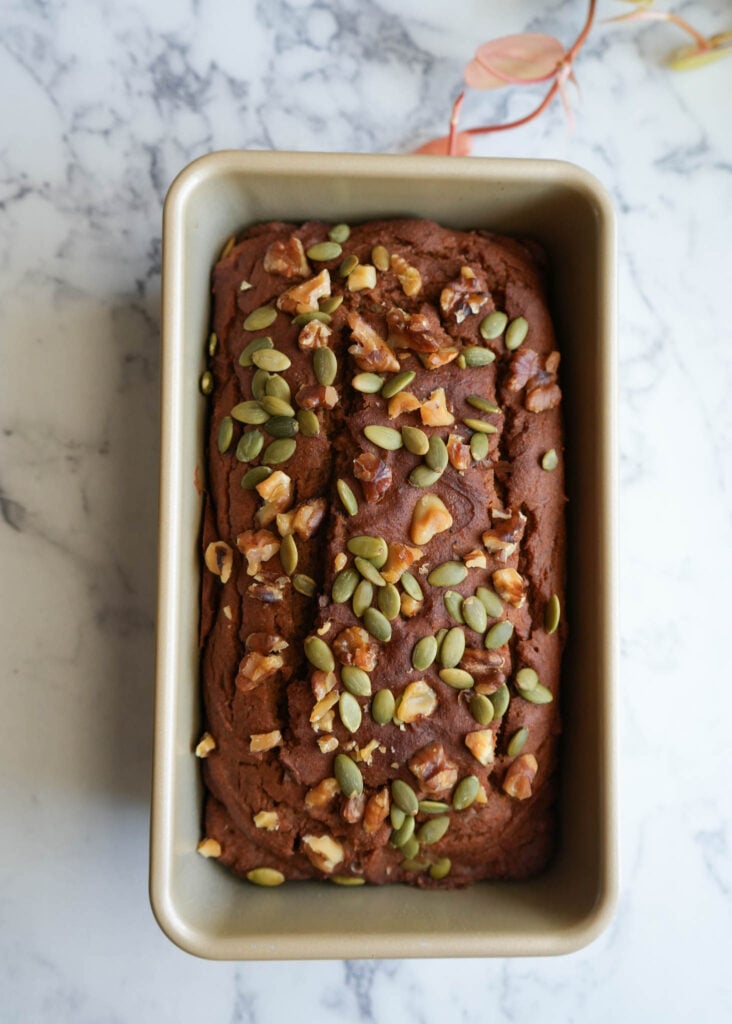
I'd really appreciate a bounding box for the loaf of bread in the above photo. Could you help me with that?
[197,218,565,888]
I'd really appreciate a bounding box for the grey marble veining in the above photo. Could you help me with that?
[2,0,731,1021]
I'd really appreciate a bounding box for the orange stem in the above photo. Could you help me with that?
[448,91,465,156]
[465,79,560,138]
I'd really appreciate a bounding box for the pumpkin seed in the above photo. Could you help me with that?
[208,331,218,356]
[251,368,270,400]
[425,435,448,473]
[391,816,415,848]
[262,367,290,397]
[470,432,490,460]
[489,683,510,718]
[332,568,360,603]
[313,347,337,386]
[304,635,334,672]
[297,409,320,436]
[292,311,332,327]
[307,240,342,261]
[521,682,553,704]
[352,372,384,393]
[541,448,559,472]
[341,665,372,697]
[453,775,480,810]
[439,667,474,690]
[416,815,449,845]
[354,556,386,588]
[466,395,500,414]
[381,370,415,399]
[409,465,441,488]
[479,311,508,340]
[336,478,358,516]
[334,753,363,797]
[200,370,213,395]
[429,858,452,880]
[364,424,403,451]
[390,805,406,829]
[372,688,395,725]
[252,349,291,373]
[476,587,503,618]
[457,355,467,369]
[439,626,465,669]
[434,628,448,651]
[515,667,538,692]
[469,692,494,726]
[507,727,529,757]
[505,316,528,350]
[401,857,429,872]
[412,635,438,671]
[338,254,359,277]
[217,415,234,453]
[293,573,316,596]
[463,346,496,367]
[363,606,392,642]
[378,583,401,620]
[484,620,513,649]
[239,335,273,366]
[339,692,362,734]
[352,579,374,618]
[231,400,269,425]
[243,307,277,332]
[444,591,465,623]
[331,875,365,886]
[279,533,297,575]
[347,535,388,562]
[391,779,418,815]
[264,415,299,438]
[241,465,272,490]
[261,395,295,418]
[328,223,351,244]
[400,572,423,601]
[462,595,488,634]
[246,867,285,887]
[418,800,450,814]
[400,837,420,862]
[464,417,498,434]
[372,244,390,271]
[545,594,561,634]
[319,294,344,315]
[401,425,430,456]
[263,437,296,464]
[428,561,468,587]
[235,429,263,462]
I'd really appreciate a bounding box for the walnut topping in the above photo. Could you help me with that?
[317,734,339,753]
[363,787,390,833]
[482,510,527,562]
[333,626,379,671]
[357,738,381,764]
[277,497,327,540]
[410,493,453,545]
[248,580,286,603]
[197,837,222,858]
[204,541,233,584]
[263,236,310,278]
[464,729,496,766]
[464,549,487,569]
[419,348,459,370]
[461,649,506,690]
[400,593,422,617]
[439,271,489,324]
[408,742,459,793]
[447,434,471,471]
[246,633,289,654]
[277,268,331,314]
[347,264,377,291]
[387,391,422,418]
[506,348,562,413]
[492,567,527,608]
[503,753,538,800]
[235,529,280,576]
[301,833,344,873]
[305,776,340,809]
[236,651,284,691]
[396,680,438,723]
[223,605,233,620]
[381,542,423,583]
[342,793,365,823]
[386,306,450,353]
[420,388,455,426]
[526,378,562,413]
[334,552,347,572]
[253,810,280,831]
[250,730,282,752]
[311,669,337,700]
[295,384,339,410]
[353,451,392,504]
[195,732,217,758]
[310,690,339,728]
[255,470,293,526]
[390,252,422,296]
[347,311,400,373]
[298,318,332,350]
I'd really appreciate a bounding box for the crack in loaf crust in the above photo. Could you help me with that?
[198,218,566,888]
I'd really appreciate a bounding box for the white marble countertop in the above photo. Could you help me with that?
[2,0,731,1020]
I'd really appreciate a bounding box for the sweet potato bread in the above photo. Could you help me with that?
[197,218,565,888]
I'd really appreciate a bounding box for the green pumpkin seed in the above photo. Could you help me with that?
[545,594,561,634]
[521,682,553,705]
[412,635,437,671]
[251,368,270,400]
[208,331,218,356]
[428,561,468,588]
[439,667,474,690]
[354,556,386,588]
[466,394,500,414]
[231,400,269,425]
[515,667,538,692]
[336,479,358,516]
[378,583,401,620]
[341,666,372,697]
[347,535,388,562]
[507,727,529,757]
[435,628,448,652]
[401,425,430,456]
[292,311,332,327]
[332,568,359,604]
[444,590,465,623]
[243,307,277,332]
[334,753,363,797]
[476,587,503,618]
[319,294,344,315]
[352,372,384,393]
[409,465,441,488]
[352,579,374,618]
[339,692,362,734]
[246,867,285,887]
[429,857,452,880]
[381,370,415,399]
[261,395,295,418]
[453,775,480,810]
[372,688,395,725]
[390,805,406,829]
[489,683,510,719]
[391,816,415,848]
[235,429,264,462]
[371,244,390,271]
[252,349,291,373]
[328,223,351,244]
[263,437,297,464]
[364,424,403,451]
[416,816,449,845]
[484,620,513,649]
[464,417,498,434]
[264,415,299,438]
[470,432,490,460]
[217,415,234,453]
[425,435,448,473]
[400,837,420,862]
[279,533,298,575]
[463,346,496,367]
[541,448,559,472]
[297,409,320,436]
[292,573,316,596]
[363,606,392,642]
[304,635,334,672]
[418,800,450,814]
[401,857,429,872]
[505,316,528,350]
[262,367,290,397]
[391,779,418,815]
[338,254,359,277]
[307,240,342,261]
[313,347,337,386]
[479,311,508,340]
[462,595,488,634]
[241,465,272,490]
[239,336,273,366]
[400,572,423,601]
[469,692,494,726]
[200,370,213,395]
[331,875,365,886]
[439,626,465,669]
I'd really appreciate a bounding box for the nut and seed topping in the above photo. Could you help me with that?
[377,583,401,620]
[339,692,363,734]
[438,667,474,690]
[341,666,372,697]
[263,236,309,278]
[484,619,514,650]
[261,394,295,418]
[351,578,374,618]
[364,424,403,451]
[464,729,496,766]
[412,635,438,671]
[453,775,480,810]
[489,683,510,718]
[439,626,465,668]
[208,331,218,355]
[243,306,278,332]
[400,571,423,601]
[425,435,448,473]
[401,425,430,456]
[328,223,351,244]
[263,437,297,464]
[410,494,453,546]
[252,349,292,373]
[372,244,390,271]
[391,816,416,848]
[336,479,358,517]
[391,779,419,815]
[200,370,213,395]
[246,866,285,886]
[338,253,359,277]
[519,681,553,704]
[231,400,269,425]
[362,606,392,643]
[297,409,320,436]
[195,732,217,758]
[466,395,500,415]
[292,573,316,596]
[382,370,416,399]
[505,316,529,350]
[348,264,377,291]
[265,374,291,401]
[476,587,503,618]
[371,688,396,725]
[428,561,468,587]
[307,240,343,261]
[461,595,488,634]
[334,753,363,797]
[217,416,234,453]
[515,667,538,692]
[305,635,335,672]
[541,448,559,471]
[292,310,332,327]
[503,753,538,800]
[545,594,561,634]
[347,535,388,562]
[396,680,438,723]
[354,556,386,588]
[265,415,299,438]
[279,532,298,575]
[352,372,385,393]
[239,335,274,366]
[420,388,454,427]
[469,692,494,725]
[507,727,529,757]
[469,432,490,460]
[204,541,233,583]
[429,858,452,880]
[408,465,441,488]
[462,346,496,367]
[313,346,338,386]
[241,465,272,490]
[464,417,498,435]
[418,800,450,814]
[492,568,527,608]
[479,310,508,339]
[416,816,449,845]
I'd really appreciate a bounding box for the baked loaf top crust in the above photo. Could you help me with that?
[198,218,565,888]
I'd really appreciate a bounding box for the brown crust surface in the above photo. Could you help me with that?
[198,219,566,888]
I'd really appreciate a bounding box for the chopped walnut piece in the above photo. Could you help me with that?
[461,649,506,691]
[464,549,487,569]
[420,388,455,426]
[447,434,471,471]
[235,529,281,576]
[410,494,453,545]
[347,264,377,291]
[408,742,459,794]
[353,451,392,504]
[195,732,217,758]
[363,787,390,833]
[222,605,233,621]
[253,810,280,831]
[236,651,284,692]
[396,680,438,723]
[283,497,327,540]
[263,236,310,278]
[277,268,331,314]
[334,552,347,572]
[439,271,489,324]
[305,777,340,809]
[387,391,422,418]
[503,753,538,800]
[250,730,282,753]
[333,626,379,671]
[311,669,337,700]
[248,580,285,603]
[400,593,422,617]
[310,690,339,728]
[526,379,562,413]
[474,783,488,805]
[245,633,288,653]
[357,738,381,764]
[492,567,527,608]
[419,348,460,370]
[465,729,496,766]
[347,311,400,373]
[342,793,365,823]
[381,542,423,583]
[505,348,541,392]
[390,252,422,296]
[317,735,339,754]
[197,837,221,858]
[295,384,339,410]
[255,470,293,526]
[386,306,450,353]
[482,510,527,562]
[506,348,562,413]
[301,833,344,873]
[298,318,332,350]
[204,541,233,584]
